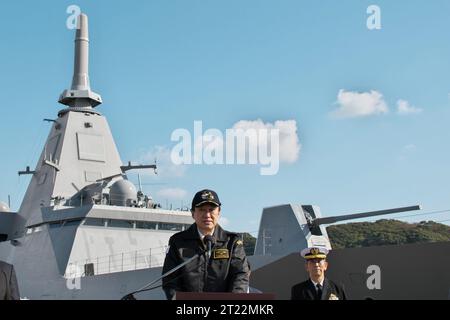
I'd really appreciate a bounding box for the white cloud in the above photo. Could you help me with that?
[332,89,389,118]
[156,188,188,200]
[231,119,301,163]
[139,145,186,178]
[397,99,422,115]
[142,119,300,178]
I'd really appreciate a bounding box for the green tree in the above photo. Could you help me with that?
[239,232,257,256]
[328,220,450,249]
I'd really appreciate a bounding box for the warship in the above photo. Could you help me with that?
[0,13,449,300]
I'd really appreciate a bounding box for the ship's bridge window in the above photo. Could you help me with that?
[108,219,134,229]
[159,223,183,231]
[83,218,107,227]
[64,220,82,227]
[81,218,188,232]
[136,221,157,230]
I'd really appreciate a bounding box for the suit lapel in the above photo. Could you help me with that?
[321,278,331,300]
[307,279,319,300]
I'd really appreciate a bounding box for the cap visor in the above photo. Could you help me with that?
[305,254,327,260]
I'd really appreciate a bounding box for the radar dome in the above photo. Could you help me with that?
[109,180,137,206]
[0,202,10,212]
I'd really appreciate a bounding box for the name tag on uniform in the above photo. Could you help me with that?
[213,248,229,259]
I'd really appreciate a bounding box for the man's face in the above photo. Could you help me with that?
[192,203,220,234]
[305,258,328,280]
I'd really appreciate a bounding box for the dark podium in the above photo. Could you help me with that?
[175,292,276,300]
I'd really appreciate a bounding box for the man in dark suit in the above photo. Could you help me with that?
[0,260,20,300]
[291,247,347,300]
[162,189,250,300]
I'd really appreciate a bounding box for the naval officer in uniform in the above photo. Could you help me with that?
[0,260,20,300]
[162,189,250,300]
[291,247,347,300]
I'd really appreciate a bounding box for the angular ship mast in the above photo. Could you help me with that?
[18,14,122,224]
[2,13,193,299]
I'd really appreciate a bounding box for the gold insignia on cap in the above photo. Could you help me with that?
[236,240,243,246]
[302,246,328,259]
[201,191,214,201]
[213,249,230,259]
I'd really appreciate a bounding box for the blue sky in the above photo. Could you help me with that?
[1,1,450,234]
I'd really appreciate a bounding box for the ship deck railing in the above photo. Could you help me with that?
[57,190,190,212]
[64,245,169,278]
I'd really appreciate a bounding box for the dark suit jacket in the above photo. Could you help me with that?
[291,278,347,300]
[162,224,250,300]
[0,261,20,300]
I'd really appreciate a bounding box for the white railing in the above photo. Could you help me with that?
[56,190,189,212]
[64,245,168,278]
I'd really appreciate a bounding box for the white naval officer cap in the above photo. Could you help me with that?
[300,246,329,260]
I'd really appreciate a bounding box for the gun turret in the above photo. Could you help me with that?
[254,204,422,257]
[310,205,421,227]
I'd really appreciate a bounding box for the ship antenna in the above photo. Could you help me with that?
[137,173,142,192]
[58,13,102,109]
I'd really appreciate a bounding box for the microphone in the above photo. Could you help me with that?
[204,235,215,261]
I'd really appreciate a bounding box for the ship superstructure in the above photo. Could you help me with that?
[0,13,194,299]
